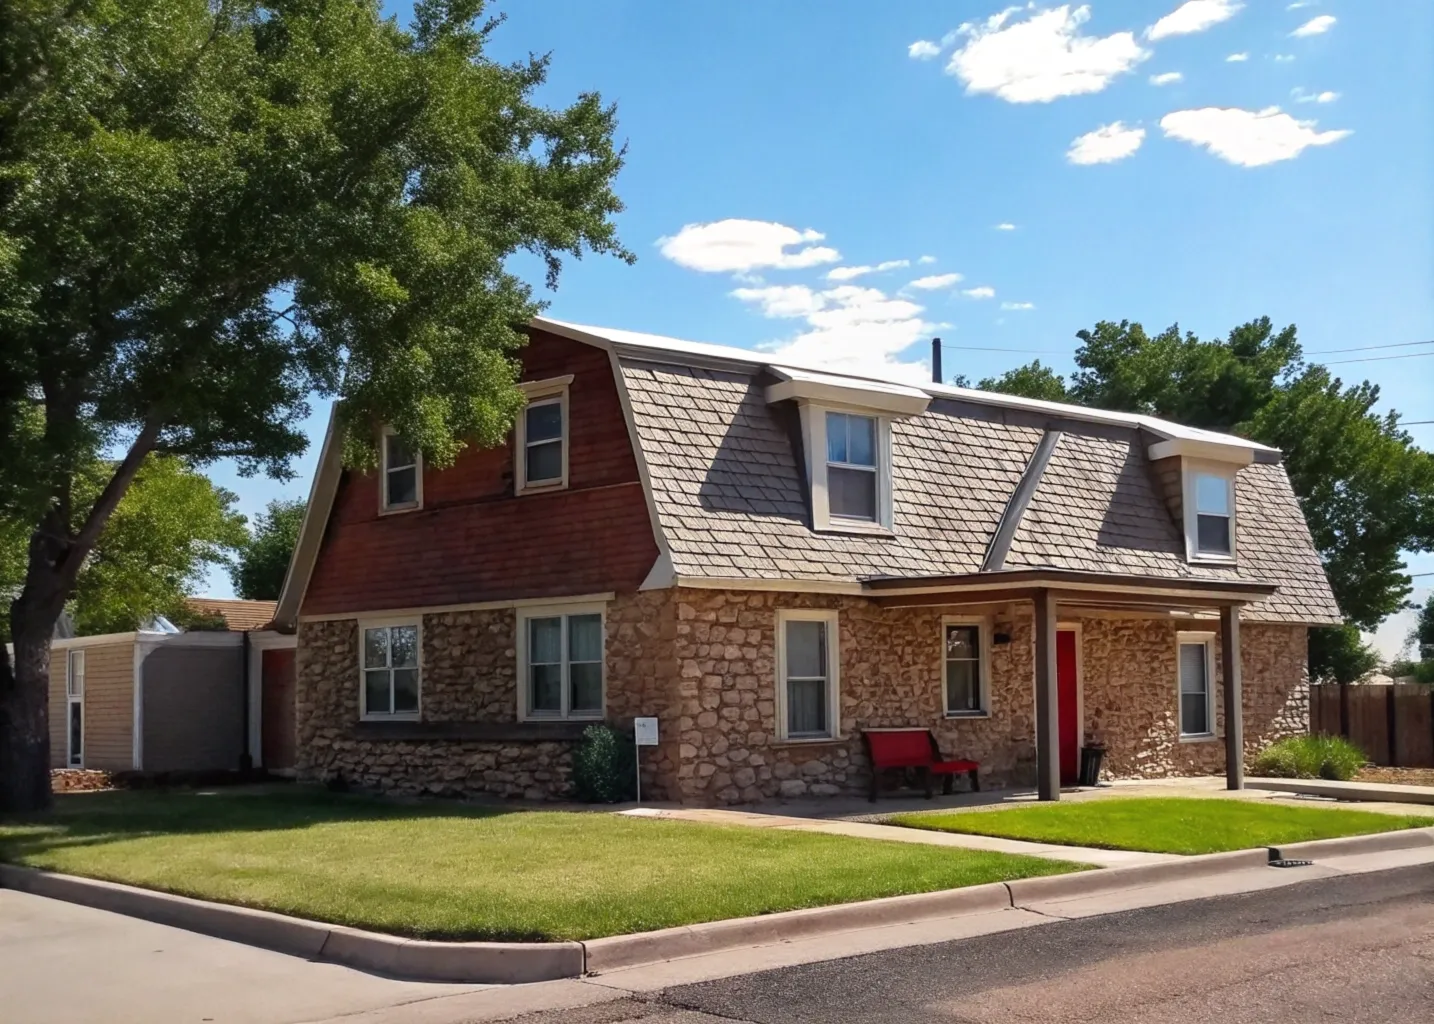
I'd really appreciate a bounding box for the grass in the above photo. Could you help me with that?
[891,797,1434,856]
[0,787,1082,942]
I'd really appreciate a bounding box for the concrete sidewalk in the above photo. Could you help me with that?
[619,806,1174,867]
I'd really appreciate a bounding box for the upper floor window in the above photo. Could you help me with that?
[381,431,421,513]
[826,412,878,522]
[1184,464,1236,561]
[361,621,420,720]
[516,376,572,495]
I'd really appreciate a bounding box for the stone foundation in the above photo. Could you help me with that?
[294,586,1309,805]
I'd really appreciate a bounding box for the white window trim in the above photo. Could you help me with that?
[516,602,606,721]
[515,376,572,496]
[800,404,894,535]
[66,649,85,768]
[941,615,992,718]
[358,617,423,722]
[378,427,423,515]
[1182,459,1237,565]
[1176,630,1218,741]
[774,608,842,742]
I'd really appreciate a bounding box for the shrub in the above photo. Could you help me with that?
[570,724,636,803]
[1251,735,1366,781]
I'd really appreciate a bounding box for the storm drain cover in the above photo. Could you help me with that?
[1268,858,1313,868]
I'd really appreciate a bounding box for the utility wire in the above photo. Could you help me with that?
[1323,351,1434,365]
[1305,339,1434,355]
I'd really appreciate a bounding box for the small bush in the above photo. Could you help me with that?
[570,724,636,803]
[1251,735,1366,781]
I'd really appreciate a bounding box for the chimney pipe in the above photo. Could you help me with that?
[931,338,943,385]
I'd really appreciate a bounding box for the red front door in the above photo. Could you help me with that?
[261,648,297,771]
[1056,630,1079,786]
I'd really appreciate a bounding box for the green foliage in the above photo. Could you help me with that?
[1387,659,1434,684]
[1308,623,1381,684]
[231,499,306,600]
[1414,593,1434,661]
[1,456,246,638]
[570,724,636,803]
[967,360,1071,402]
[1251,735,1367,781]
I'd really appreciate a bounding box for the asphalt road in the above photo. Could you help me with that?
[525,865,1434,1024]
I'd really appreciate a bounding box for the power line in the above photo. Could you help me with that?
[1323,351,1434,365]
[1305,339,1434,355]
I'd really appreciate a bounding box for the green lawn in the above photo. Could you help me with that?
[891,797,1434,856]
[0,788,1081,941]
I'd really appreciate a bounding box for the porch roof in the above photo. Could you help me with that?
[859,567,1278,610]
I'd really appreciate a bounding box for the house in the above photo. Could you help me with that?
[270,319,1340,804]
[47,598,283,774]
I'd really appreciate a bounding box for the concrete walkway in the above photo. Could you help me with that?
[1248,776,1434,806]
[618,806,1176,867]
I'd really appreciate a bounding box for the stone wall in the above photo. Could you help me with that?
[294,591,679,801]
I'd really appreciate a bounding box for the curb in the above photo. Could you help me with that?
[1004,848,1270,906]
[1268,825,1434,861]
[583,880,1013,973]
[0,865,583,984]
[1247,778,1434,805]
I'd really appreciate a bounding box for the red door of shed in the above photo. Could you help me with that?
[261,647,297,771]
[1056,630,1079,786]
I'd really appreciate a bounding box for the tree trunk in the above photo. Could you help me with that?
[0,621,54,812]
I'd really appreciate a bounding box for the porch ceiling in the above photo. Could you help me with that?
[860,567,1277,612]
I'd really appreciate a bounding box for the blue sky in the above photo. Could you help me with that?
[204,0,1434,628]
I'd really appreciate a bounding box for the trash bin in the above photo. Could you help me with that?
[1078,745,1106,787]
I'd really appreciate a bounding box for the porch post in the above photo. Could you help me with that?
[1220,604,1245,790]
[1034,588,1060,801]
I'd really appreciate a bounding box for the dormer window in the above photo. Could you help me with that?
[826,412,878,521]
[1184,463,1237,562]
[515,375,573,495]
[380,431,421,513]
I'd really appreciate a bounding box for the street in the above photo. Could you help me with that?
[539,865,1434,1024]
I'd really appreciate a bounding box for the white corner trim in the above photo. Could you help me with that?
[774,607,842,742]
[640,549,676,590]
[1149,437,1255,467]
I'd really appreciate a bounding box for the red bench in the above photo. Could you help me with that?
[862,729,981,802]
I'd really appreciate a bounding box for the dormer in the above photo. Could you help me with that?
[763,368,929,535]
[1147,435,1257,565]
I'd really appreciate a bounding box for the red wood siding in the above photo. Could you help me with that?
[301,330,658,615]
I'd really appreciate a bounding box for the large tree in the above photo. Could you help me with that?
[230,498,306,601]
[0,0,630,810]
[973,318,1434,681]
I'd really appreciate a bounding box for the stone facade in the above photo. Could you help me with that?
[294,585,1308,805]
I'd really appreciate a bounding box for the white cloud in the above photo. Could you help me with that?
[1291,15,1335,37]
[1287,2,1315,8]
[962,286,997,299]
[907,273,964,290]
[730,285,826,319]
[945,4,1149,104]
[1150,71,1184,85]
[1067,121,1146,165]
[1001,301,1036,311]
[1147,1,1243,42]
[1159,106,1351,166]
[994,223,1018,231]
[824,259,910,282]
[918,254,938,264]
[657,219,839,273]
[763,285,942,382]
[908,39,942,60]
[1274,53,1296,62]
[1225,51,1249,62]
[1292,87,1340,104]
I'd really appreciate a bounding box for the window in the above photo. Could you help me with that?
[1184,464,1236,561]
[1177,633,1215,738]
[520,608,604,719]
[825,412,878,521]
[381,432,421,512]
[66,649,84,768]
[361,623,420,719]
[777,609,840,740]
[943,620,988,716]
[515,376,572,494]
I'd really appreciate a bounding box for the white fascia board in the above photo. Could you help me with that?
[1148,438,1256,466]
[764,370,930,418]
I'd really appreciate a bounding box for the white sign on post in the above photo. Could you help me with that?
[633,717,659,805]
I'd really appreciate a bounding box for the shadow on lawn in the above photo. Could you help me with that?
[0,786,543,860]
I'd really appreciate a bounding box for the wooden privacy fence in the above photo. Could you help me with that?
[1310,683,1434,767]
